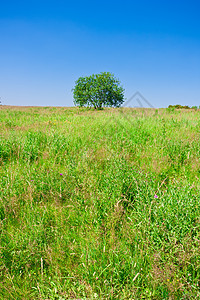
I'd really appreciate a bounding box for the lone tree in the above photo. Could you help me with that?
[73,72,125,109]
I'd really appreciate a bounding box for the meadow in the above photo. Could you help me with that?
[0,106,199,299]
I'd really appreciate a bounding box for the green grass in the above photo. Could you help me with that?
[0,106,200,299]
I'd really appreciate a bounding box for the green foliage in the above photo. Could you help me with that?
[72,72,125,109]
[168,104,191,109]
[0,106,200,299]
[191,105,198,110]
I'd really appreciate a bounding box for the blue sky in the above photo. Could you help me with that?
[0,0,200,107]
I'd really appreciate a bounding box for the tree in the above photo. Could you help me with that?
[72,72,125,109]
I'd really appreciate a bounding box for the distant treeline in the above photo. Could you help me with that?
[168,104,199,110]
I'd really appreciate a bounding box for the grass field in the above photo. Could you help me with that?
[0,106,200,299]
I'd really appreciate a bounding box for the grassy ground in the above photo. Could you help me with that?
[0,106,200,299]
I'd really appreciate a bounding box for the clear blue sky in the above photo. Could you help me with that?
[0,0,200,107]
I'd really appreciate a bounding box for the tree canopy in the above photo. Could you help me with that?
[73,72,125,109]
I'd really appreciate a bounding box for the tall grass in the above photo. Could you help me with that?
[0,106,200,299]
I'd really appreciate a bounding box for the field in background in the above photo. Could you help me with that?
[0,106,200,299]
